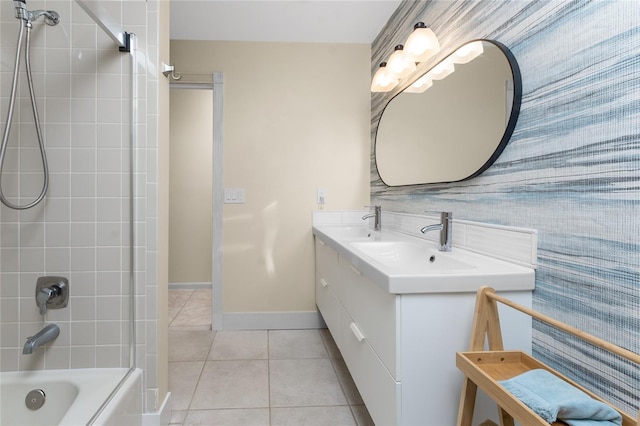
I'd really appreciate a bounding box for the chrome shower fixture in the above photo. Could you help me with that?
[1,0,60,209]
[14,0,60,25]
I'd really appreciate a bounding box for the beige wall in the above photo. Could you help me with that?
[170,40,371,313]
[169,89,213,284]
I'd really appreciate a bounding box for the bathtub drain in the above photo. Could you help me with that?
[25,389,46,410]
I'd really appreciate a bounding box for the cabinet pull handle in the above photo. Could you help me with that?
[318,239,326,246]
[349,265,362,276]
[350,322,365,342]
[320,278,328,288]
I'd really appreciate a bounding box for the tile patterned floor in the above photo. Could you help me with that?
[169,289,212,330]
[168,290,374,426]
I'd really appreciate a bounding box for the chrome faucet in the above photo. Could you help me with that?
[362,205,381,231]
[420,211,452,252]
[35,277,69,316]
[23,324,60,354]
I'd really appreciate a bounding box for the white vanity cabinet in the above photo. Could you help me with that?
[316,237,400,425]
[314,236,533,426]
[315,238,340,343]
[336,254,401,426]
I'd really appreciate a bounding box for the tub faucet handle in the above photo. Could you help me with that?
[35,277,69,316]
[36,286,57,315]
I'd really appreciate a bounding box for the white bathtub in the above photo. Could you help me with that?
[0,368,142,426]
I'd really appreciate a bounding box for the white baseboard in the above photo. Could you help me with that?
[219,311,326,330]
[142,392,171,426]
[168,282,211,290]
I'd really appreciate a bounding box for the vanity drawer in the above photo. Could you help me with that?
[315,237,340,343]
[315,237,338,284]
[340,305,400,426]
[337,255,400,378]
[315,270,340,345]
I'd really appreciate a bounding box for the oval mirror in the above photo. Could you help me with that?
[375,39,522,186]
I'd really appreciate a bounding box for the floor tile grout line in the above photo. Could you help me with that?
[168,289,194,328]
[203,328,216,361]
[270,403,352,408]
[165,358,205,419]
[320,329,361,425]
[184,328,216,414]
[169,289,212,330]
[169,324,368,424]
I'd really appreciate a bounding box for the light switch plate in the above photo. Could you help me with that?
[224,188,245,204]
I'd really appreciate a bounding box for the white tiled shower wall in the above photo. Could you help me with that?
[0,0,161,412]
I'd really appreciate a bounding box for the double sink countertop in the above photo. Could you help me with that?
[313,224,535,294]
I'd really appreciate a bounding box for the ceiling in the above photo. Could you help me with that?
[170,0,402,44]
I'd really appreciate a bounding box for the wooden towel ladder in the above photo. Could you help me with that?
[456,286,640,426]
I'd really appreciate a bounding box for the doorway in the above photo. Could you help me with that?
[168,85,213,329]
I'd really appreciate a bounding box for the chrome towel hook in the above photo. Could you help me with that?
[161,62,182,80]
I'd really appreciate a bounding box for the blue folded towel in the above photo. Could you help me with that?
[499,369,622,426]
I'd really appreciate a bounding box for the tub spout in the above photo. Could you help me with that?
[23,324,60,354]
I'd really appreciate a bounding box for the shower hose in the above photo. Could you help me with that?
[0,17,49,210]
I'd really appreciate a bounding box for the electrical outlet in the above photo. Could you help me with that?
[317,188,327,205]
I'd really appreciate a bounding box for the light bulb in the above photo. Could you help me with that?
[404,22,440,63]
[386,45,416,79]
[371,62,399,92]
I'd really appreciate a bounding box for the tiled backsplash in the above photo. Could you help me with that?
[313,210,537,268]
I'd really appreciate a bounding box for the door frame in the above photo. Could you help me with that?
[169,72,224,330]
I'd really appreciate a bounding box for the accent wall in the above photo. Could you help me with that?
[371,1,639,413]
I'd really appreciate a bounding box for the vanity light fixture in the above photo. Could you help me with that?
[370,22,441,92]
[387,45,416,79]
[371,62,399,92]
[452,40,484,64]
[403,22,440,62]
[404,74,433,93]
[429,58,455,80]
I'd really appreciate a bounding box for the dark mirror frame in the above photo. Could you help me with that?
[374,39,522,187]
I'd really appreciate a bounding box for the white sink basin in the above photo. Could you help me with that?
[350,241,476,272]
[313,224,535,294]
[316,225,375,240]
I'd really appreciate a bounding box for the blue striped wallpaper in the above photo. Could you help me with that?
[371,0,639,414]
